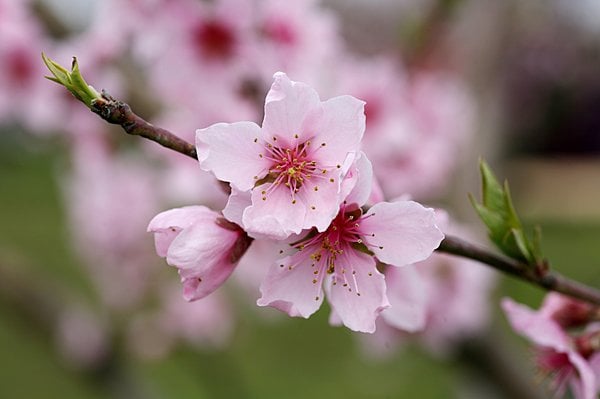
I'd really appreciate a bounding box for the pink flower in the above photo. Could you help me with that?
[147,206,249,301]
[502,297,600,399]
[257,189,443,333]
[197,72,365,239]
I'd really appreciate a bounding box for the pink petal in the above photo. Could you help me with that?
[257,254,324,318]
[296,170,342,233]
[262,72,321,146]
[196,121,270,191]
[568,351,597,399]
[381,265,427,333]
[147,206,216,257]
[222,188,251,226]
[309,95,365,165]
[179,259,238,301]
[501,298,571,350]
[326,251,390,333]
[359,201,444,267]
[166,218,239,271]
[342,152,373,208]
[242,183,306,239]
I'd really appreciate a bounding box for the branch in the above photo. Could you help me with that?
[438,235,600,306]
[91,92,198,160]
[42,54,197,160]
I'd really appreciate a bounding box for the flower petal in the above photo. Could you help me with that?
[242,183,306,239]
[501,297,571,350]
[310,95,365,164]
[222,188,251,226]
[568,351,597,399]
[196,121,270,191]
[296,170,342,233]
[326,251,390,333]
[381,264,427,333]
[166,217,239,271]
[262,72,321,146]
[257,254,324,318]
[179,259,238,301]
[359,201,444,267]
[342,152,373,208]
[147,206,216,257]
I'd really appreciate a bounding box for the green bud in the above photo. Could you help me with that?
[41,53,100,108]
[470,159,543,266]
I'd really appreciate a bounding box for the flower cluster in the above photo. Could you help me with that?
[149,72,444,333]
[503,294,600,399]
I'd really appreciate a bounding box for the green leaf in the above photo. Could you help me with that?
[41,53,100,108]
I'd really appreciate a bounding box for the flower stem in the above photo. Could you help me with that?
[91,91,198,160]
[438,235,600,306]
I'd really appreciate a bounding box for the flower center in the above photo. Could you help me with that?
[192,20,236,60]
[8,48,34,87]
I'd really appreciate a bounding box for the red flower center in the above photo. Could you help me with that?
[192,20,236,60]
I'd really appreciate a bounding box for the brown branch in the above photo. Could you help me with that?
[91,91,198,160]
[438,235,600,306]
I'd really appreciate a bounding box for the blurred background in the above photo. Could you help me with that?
[2,0,600,397]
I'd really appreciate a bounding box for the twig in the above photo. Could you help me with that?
[438,235,600,306]
[91,92,197,160]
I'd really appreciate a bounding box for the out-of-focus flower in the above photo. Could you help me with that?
[66,133,160,309]
[128,286,234,359]
[502,297,600,399]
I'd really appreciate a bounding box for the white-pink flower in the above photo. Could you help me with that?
[196,72,365,239]
[148,206,249,301]
[502,297,600,399]
[257,194,443,333]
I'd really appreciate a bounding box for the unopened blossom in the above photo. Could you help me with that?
[148,206,250,301]
[257,156,443,333]
[197,72,365,239]
[502,297,600,399]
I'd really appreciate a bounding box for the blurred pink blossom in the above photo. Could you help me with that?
[502,297,600,399]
